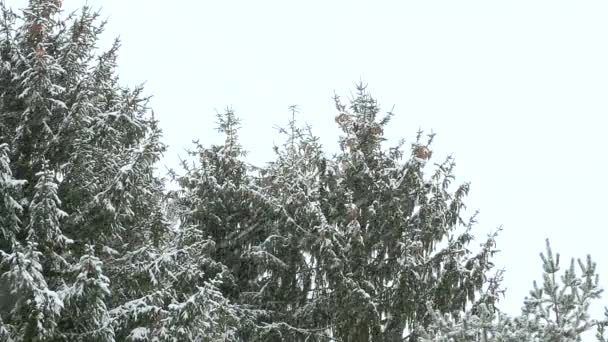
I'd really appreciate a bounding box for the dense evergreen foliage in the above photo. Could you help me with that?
[421,240,608,341]
[0,1,606,341]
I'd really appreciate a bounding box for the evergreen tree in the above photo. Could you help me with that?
[253,106,341,340]
[421,240,608,341]
[11,0,65,183]
[0,242,63,341]
[305,84,499,341]
[2,2,606,341]
[0,1,172,340]
[171,88,501,340]
[59,244,114,341]
[170,109,276,340]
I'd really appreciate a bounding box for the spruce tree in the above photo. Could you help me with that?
[11,0,65,183]
[0,242,63,341]
[170,109,276,340]
[253,106,341,340]
[171,87,502,340]
[302,84,499,340]
[4,1,606,341]
[60,244,114,341]
[0,1,173,340]
[421,240,608,342]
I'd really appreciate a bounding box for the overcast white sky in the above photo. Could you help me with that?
[12,0,608,332]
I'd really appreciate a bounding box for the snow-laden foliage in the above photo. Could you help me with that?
[0,143,24,250]
[26,167,72,285]
[0,242,63,341]
[0,1,179,340]
[421,240,608,341]
[168,88,501,341]
[1,1,607,341]
[169,109,277,340]
[313,87,501,341]
[107,225,242,341]
[250,106,338,340]
[60,244,114,341]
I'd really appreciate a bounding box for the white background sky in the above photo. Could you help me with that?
[11,0,608,335]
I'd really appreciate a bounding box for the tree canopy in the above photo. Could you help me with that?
[0,1,606,341]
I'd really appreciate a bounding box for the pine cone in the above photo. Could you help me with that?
[414,145,432,160]
[31,22,42,35]
[335,112,351,126]
[369,124,383,136]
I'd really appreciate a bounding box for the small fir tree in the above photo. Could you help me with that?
[0,242,63,341]
[421,239,608,342]
[59,244,114,341]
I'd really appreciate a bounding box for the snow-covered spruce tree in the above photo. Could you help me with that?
[173,87,500,341]
[108,110,245,339]
[170,109,282,340]
[0,242,63,341]
[59,244,114,341]
[183,86,498,341]
[0,3,71,340]
[420,239,608,341]
[172,107,351,341]
[249,106,340,341]
[307,84,499,341]
[0,1,178,340]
